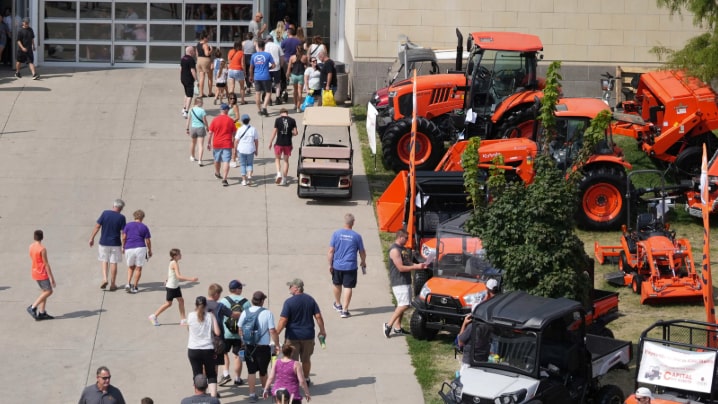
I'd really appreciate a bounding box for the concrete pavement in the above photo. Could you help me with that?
[0,67,424,403]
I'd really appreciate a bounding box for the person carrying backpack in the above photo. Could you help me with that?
[218,279,251,387]
[238,291,280,403]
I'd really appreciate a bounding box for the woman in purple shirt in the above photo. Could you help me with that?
[121,209,152,293]
[262,344,310,403]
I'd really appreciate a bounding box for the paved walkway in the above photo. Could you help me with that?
[0,67,423,404]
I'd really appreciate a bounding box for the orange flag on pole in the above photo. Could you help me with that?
[406,69,418,249]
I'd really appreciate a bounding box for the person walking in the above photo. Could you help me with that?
[148,248,198,326]
[238,291,280,403]
[382,229,428,338]
[318,50,336,105]
[208,103,235,187]
[27,229,56,320]
[218,280,252,387]
[180,46,197,118]
[205,282,244,389]
[275,279,326,386]
[14,17,38,79]
[196,32,214,98]
[121,209,152,294]
[286,44,306,112]
[181,374,220,404]
[242,32,255,98]
[186,97,209,165]
[186,296,221,398]
[233,114,259,186]
[262,344,311,403]
[264,36,284,105]
[267,108,298,186]
[227,39,245,98]
[78,366,126,404]
[328,213,366,318]
[248,12,267,41]
[250,39,275,116]
[88,198,126,291]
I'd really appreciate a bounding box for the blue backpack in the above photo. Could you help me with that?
[241,307,266,346]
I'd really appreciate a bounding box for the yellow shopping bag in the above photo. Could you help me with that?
[322,89,336,107]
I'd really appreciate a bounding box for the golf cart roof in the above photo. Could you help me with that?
[303,107,352,127]
[473,291,582,330]
[398,47,438,64]
[470,32,543,52]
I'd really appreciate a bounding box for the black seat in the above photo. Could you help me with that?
[636,213,656,232]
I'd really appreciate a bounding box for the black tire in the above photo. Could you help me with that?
[589,325,615,339]
[413,269,433,297]
[409,310,438,340]
[381,117,445,172]
[618,251,632,273]
[595,384,624,404]
[576,165,628,231]
[631,272,642,294]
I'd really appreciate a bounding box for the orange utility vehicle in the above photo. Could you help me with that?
[594,170,703,304]
[375,30,545,171]
[410,212,620,341]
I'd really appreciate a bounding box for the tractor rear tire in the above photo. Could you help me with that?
[413,269,433,297]
[576,166,628,231]
[409,310,438,340]
[595,384,624,404]
[381,117,445,172]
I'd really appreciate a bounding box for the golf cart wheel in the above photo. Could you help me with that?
[618,251,633,272]
[381,117,445,172]
[413,269,433,297]
[576,166,627,231]
[631,272,642,294]
[409,310,438,340]
[595,384,624,404]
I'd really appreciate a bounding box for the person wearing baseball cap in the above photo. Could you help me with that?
[217,280,251,387]
[207,103,235,186]
[232,113,259,186]
[275,278,326,386]
[634,387,652,403]
[238,290,280,403]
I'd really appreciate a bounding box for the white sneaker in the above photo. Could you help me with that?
[148,314,159,326]
[189,156,196,162]
[280,178,287,186]
[230,161,237,168]
[275,174,282,184]
[124,284,131,292]
[241,179,247,186]
[182,109,188,118]
[180,319,188,326]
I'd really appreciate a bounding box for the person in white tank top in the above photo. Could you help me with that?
[148,248,199,326]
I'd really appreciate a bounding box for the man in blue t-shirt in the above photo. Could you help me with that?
[328,213,366,318]
[249,39,275,117]
[89,199,127,291]
[276,278,326,386]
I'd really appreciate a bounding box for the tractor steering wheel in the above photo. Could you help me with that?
[476,66,491,80]
[308,133,323,146]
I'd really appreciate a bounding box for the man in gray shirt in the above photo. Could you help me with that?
[248,12,267,40]
[78,366,126,404]
[180,374,220,404]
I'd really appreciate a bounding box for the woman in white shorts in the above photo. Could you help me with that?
[121,209,152,293]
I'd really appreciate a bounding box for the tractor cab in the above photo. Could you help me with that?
[462,32,544,139]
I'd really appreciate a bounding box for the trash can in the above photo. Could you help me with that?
[335,73,348,104]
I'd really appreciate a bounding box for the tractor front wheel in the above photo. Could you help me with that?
[631,272,642,294]
[618,251,633,273]
[576,166,628,230]
[381,118,445,172]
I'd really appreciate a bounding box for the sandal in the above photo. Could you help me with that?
[100,281,108,289]
[208,93,215,97]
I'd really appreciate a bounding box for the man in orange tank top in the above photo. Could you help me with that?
[28,229,56,320]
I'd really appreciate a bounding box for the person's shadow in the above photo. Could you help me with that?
[309,376,376,397]
[54,309,106,319]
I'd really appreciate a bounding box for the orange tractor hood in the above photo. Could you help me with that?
[438,138,538,175]
[423,276,489,307]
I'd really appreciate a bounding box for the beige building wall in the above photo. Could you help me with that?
[347,0,707,103]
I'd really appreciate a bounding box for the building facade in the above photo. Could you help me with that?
[10,0,708,104]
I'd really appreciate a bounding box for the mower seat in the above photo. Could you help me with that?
[636,213,656,232]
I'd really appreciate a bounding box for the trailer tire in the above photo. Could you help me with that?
[381,117,445,172]
[595,384,624,404]
[413,269,433,296]
[576,166,628,231]
[410,310,438,340]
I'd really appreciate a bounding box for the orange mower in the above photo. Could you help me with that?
[594,170,702,304]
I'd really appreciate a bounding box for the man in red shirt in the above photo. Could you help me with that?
[208,104,236,186]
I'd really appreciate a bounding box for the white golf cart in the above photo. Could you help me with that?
[296,107,354,199]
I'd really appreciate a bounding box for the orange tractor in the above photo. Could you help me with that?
[373,30,545,171]
[436,97,633,230]
[594,170,702,304]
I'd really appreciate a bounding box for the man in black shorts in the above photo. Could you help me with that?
[15,18,38,80]
[180,46,197,118]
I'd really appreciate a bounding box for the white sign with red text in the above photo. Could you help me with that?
[638,341,716,393]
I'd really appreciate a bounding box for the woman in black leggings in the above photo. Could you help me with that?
[186,296,221,398]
